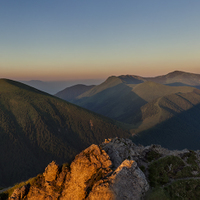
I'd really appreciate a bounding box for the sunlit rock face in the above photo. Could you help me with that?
[8,139,149,200]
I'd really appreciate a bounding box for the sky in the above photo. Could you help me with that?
[1,0,200,81]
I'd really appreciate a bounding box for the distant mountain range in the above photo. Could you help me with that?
[20,79,104,94]
[55,84,95,101]
[0,79,128,187]
[55,71,200,150]
[118,70,200,86]
[2,70,200,186]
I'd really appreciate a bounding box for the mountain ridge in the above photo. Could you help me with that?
[69,76,198,124]
[0,79,129,187]
[55,84,95,101]
[54,71,200,150]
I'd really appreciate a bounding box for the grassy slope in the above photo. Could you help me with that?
[77,76,123,98]
[128,88,200,130]
[0,79,129,187]
[55,84,95,101]
[132,81,194,102]
[73,76,147,122]
[131,89,200,150]
[146,70,200,86]
[73,76,195,124]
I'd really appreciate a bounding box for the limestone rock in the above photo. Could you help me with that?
[88,160,149,200]
[43,161,59,182]
[8,184,30,200]
[8,139,151,200]
[56,167,70,187]
[60,144,112,200]
[101,138,150,169]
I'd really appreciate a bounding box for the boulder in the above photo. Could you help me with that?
[88,160,149,200]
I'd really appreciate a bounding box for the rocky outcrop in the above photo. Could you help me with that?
[60,144,112,200]
[101,137,191,169]
[9,185,30,200]
[7,140,149,200]
[9,137,200,200]
[43,161,59,183]
[88,159,149,200]
[8,137,200,199]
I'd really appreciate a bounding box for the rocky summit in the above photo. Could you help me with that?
[6,138,200,200]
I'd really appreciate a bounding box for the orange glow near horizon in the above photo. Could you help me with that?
[1,61,200,81]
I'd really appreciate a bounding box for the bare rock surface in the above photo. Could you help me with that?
[7,139,151,200]
[88,159,149,200]
[101,137,190,169]
[60,144,112,200]
[43,161,59,182]
[8,185,30,200]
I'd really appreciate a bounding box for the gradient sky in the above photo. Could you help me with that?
[1,0,200,81]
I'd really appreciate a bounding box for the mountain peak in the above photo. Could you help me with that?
[166,70,200,77]
[118,75,144,84]
[166,70,187,77]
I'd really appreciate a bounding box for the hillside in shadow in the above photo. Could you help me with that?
[74,83,147,123]
[0,79,129,187]
[131,102,200,150]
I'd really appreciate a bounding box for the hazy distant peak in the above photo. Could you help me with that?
[67,84,95,88]
[118,75,144,84]
[104,76,123,85]
[165,70,188,78]
[55,84,95,101]
[164,70,200,79]
[106,75,119,81]
[29,80,45,83]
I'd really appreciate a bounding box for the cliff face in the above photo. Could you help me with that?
[7,138,200,200]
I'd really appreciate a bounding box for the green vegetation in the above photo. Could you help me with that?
[149,153,200,187]
[54,72,200,151]
[176,151,200,178]
[149,156,185,187]
[145,179,200,200]
[55,84,95,101]
[68,74,195,125]
[145,150,200,199]
[145,187,170,200]
[131,90,200,150]
[0,79,129,187]
[145,149,161,162]
[165,179,200,199]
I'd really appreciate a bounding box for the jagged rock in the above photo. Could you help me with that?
[8,184,30,200]
[60,144,112,200]
[56,167,70,187]
[88,160,149,200]
[8,139,153,200]
[25,162,62,199]
[43,161,59,182]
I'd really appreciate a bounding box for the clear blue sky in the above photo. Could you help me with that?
[1,0,200,80]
